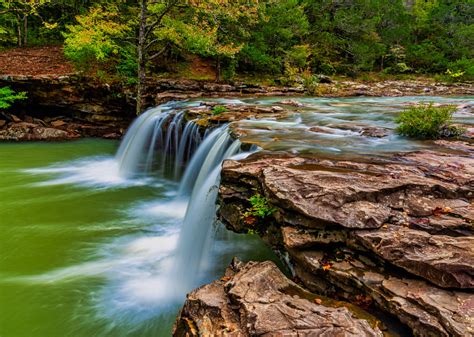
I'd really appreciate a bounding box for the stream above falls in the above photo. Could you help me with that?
[0,96,473,337]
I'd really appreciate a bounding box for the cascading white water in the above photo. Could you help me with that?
[114,103,246,301]
[174,121,201,180]
[116,104,172,177]
[116,103,204,179]
[169,134,243,297]
[178,125,230,196]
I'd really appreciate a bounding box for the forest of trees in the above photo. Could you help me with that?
[0,0,472,90]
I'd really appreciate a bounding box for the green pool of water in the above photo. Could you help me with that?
[0,139,278,337]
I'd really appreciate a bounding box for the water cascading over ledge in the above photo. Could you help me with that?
[115,102,246,301]
[116,102,205,180]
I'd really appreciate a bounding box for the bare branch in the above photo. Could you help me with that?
[145,38,160,51]
[148,45,168,60]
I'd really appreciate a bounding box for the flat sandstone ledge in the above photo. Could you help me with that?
[212,144,473,336]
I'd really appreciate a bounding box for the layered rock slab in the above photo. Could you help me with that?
[217,148,474,336]
[290,247,474,337]
[353,226,474,289]
[173,259,383,337]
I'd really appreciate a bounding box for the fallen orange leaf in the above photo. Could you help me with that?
[322,264,331,271]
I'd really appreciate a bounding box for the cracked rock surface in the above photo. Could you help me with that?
[216,145,474,336]
[173,259,384,337]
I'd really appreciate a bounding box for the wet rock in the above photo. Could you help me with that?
[51,120,66,127]
[360,127,390,138]
[291,248,474,337]
[281,226,348,249]
[409,214,474,236]
[0,122,70,140]
[279,99,305,107]
[353,226,474,289]
[221,155,465,230]
[327,122,367,133]
[397,150,474,187]
[218,149,474,337]
[462,127,474,139]
[33,126,73,140]
[456,103,474,114]
[435,140,474,153]
[184,103,293,127]
[173,259,383,337]
[0,117,123,141]
[309,126,336,134]
[102,132,121,139]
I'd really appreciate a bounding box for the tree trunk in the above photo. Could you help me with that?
[136,0,147,115]
[16,14,22,47]
[216,55,221,82]
[23,15,28,47]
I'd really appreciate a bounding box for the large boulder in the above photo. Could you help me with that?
[219,152,470,231]
[173,259,383,337]
[217,145,474,337]
[0,122,71,140]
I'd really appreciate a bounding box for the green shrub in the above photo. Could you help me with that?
[396,103,463,139]
[0,87,27,109]
[445,58,474,81]
[383,62,412,74]
[223,59,237,81]
[63,5,131,78]
[445,69,465,82]
[302,71,320,95]
[245,193,277,219]
[212,105,228,115]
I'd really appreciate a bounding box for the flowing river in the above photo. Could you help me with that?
[0,96,472,337]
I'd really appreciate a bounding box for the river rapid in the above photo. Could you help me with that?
[0,96,472,337]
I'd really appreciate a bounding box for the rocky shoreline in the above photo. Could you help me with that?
[1,75,473,141]
[1,75,473,335]
[174,138,474,336]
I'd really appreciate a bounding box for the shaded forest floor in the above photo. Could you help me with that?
[0,46,74,77]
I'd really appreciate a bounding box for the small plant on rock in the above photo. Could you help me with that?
[212,105,228,115]
[445,69,465,82]
[0,87,27,109]
[244,193,277,223]
[396,103,464,139]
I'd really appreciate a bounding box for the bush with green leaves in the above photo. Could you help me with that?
[396,103,464,139]
[302,72,319,95]
[0,87,27,109]
[245,193,277,219]
[445,58,474,81]
[63,5,134,82]
[211,105,228,115]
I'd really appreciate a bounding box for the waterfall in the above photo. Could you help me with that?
[169,134,243,297]
[116,103,204,179]
[178,125,230,196]
[115,102,246,301]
